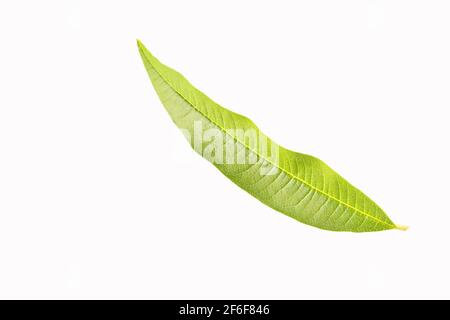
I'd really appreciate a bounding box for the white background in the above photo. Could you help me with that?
[0,0,449,299]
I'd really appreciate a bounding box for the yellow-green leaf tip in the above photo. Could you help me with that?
[395,224,409,231]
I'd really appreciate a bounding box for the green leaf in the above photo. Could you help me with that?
[137,40,406,233]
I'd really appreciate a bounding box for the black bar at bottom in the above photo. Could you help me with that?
[0,300,445,318]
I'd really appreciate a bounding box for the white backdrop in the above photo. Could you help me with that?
[0,0,449,299]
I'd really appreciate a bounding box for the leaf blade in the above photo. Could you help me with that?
[138,40,403,232]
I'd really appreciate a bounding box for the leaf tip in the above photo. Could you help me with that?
[136,39,144,49]
[395,224,409,231]
[136,39,155,60]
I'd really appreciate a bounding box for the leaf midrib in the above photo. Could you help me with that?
[140,46,396,230]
